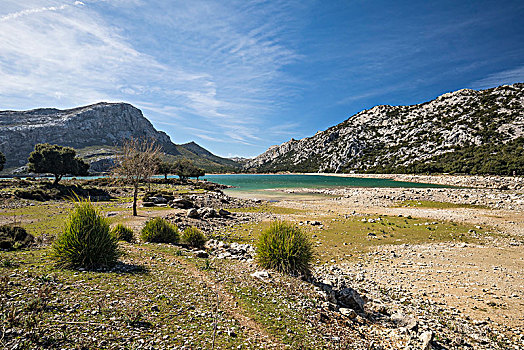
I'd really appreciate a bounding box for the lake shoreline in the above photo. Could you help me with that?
[206,172,523,190]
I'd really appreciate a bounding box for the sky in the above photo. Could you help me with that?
[0,0,523,158]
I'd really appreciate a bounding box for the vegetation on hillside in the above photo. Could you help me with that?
[365,137,524,175]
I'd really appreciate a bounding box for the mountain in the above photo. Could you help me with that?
[175,141,240,171]
[245,84,524,175]
[0,102,239,173]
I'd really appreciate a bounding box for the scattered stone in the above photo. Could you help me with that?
[339,307,357,319]
[250,270,271,282]
[420,330,433,350]
[198,207,217,218]
[0,226,34,250]
[151,196,167,204]
[194,250,209,258]
[336,287,365,312]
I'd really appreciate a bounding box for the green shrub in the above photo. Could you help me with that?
[140,218,179,244]
[111,224,134,243]
[181,226,207,248]
[51,199,120,269]
[256,221,313,275]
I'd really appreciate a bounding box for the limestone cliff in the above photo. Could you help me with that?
[0,102,238,172]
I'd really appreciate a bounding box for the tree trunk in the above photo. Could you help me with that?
[133,185,138,216]
[164,174,168,180]
[53,174,61,185]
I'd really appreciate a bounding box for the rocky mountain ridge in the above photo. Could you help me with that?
[245,84,524,173]
[0,102,238,172]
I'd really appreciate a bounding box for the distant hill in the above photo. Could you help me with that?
[175,141,240,171]
[0,102,240,173]
[245,84,524,175]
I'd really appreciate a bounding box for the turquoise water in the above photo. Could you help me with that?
[204,174,446,191]
[5,174,447,191]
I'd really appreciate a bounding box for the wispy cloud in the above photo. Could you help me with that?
[0,4,69,22]
[470,66,524,89]
[0,0,305,153]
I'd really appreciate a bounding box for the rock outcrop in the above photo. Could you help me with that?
[245,84,524,172]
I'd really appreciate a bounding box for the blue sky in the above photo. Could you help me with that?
[0,0,523,157]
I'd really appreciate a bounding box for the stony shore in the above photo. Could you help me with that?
[312,172,524,190]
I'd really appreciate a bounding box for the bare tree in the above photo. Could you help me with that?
[112,138,161,216]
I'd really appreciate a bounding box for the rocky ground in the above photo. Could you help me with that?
[249,174,523,349]
[1,175,523,349]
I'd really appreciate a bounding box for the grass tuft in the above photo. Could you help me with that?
[111,223,134,243]
[140,218,179,244]
[181,226,207,248]
[50,198,120,269]
[256,221,313,275]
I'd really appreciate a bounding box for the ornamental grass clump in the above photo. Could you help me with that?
[140,217,179,244]
[51,199,120,269]
[111,224,134,243]
[181,226,207,248]
[256,221,313,275]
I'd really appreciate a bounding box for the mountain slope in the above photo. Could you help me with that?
[245,84,524,174]
[0,102,239,173]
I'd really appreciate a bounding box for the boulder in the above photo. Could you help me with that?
[250,270,271,282]
[420,331,433,350]
[317,283,338,304]
[170,198,194,209]
[142,202,155,207]
[366,301,389,315]
[198,207,217,218]
[152,196,167,204]
[339,307,357,319]
[187,208,199,218]
[336,287,365,312]
[218,208,231,216]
